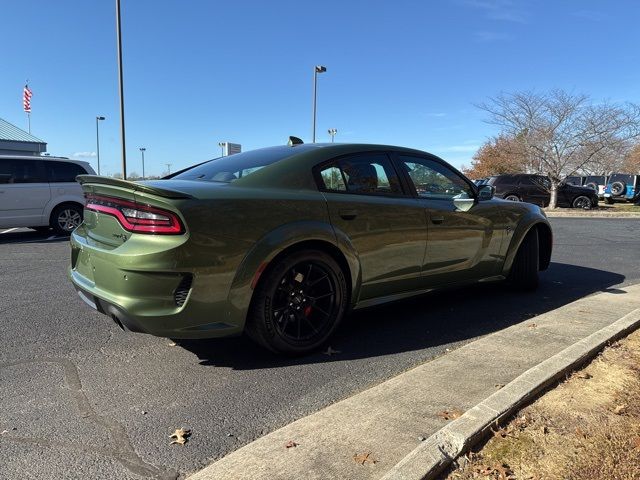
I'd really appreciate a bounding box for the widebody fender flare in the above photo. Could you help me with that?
[226,221,361,330]
[501,213,552,276]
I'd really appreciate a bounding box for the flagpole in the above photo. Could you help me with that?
[115,0,127,180]
[28,113,31,134]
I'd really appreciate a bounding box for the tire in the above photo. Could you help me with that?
[585,182,598,191]
[50,203,83,236]
[507,228,539,291]
[246,250,348,355]
[504,194,521,202]
[572,195,592,210]
[604,197,614,205]
[611,181,626,196]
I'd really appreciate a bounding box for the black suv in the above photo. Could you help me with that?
[487,174,599,209]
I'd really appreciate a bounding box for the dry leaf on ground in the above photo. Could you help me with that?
[527,323,538,329]
[169,428,191,445]
[494,462,514,479]
[323,346,341,356]
[573,372,592,379]
[613,404,628,415]
[285,440,299,448]
[353,452,377,465]
[438,409,464,421]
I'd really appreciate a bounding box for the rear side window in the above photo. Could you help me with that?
[46,162,87,182]
[317,153,402,196]
[0,159,45,183]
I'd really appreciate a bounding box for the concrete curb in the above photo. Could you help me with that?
[380,308,640,480]
[543,210,640,218]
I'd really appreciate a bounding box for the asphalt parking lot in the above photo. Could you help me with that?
[1,218,640,480]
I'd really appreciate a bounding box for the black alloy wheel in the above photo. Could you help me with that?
[247,250,347,355]
[572,195,592,210]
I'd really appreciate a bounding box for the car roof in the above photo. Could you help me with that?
[216,142,460,191]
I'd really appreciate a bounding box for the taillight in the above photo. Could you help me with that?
[85,194,184,234]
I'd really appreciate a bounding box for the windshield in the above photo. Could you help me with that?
[172,146,303,183]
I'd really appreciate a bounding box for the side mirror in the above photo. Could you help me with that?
[478,185,495,201]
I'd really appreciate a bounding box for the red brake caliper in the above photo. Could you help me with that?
[304,306,313,317]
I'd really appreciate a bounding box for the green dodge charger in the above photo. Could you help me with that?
[69,142,552,355]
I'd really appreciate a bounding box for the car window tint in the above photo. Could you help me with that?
[321,154,402,195]
[609,174,634,183]
[319,166,347,191]
[398,155,473,200]
[47,162,87,182]
[0,159,45,184]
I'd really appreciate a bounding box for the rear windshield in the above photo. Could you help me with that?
[609,174,634,183]
[172,146,302,183]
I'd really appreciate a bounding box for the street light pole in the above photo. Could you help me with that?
[95,116,105,175]
[115,0,127,179]
[312,65,326,143]
[218,142,225,157]
[139,147,146,179]
[328,128,337,143]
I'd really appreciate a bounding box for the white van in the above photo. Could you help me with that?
[0,155,95,235]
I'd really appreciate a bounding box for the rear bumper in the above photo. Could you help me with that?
[68,226,246,339]
[74,284,146,333]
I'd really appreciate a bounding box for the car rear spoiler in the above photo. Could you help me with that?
[76,175,194,199]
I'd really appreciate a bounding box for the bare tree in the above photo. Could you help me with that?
[478,90,640,208]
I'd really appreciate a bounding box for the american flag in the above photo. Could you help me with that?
[23,84,33,113]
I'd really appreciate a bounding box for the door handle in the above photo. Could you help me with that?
[339,209,358,220]
[431,216,444,224]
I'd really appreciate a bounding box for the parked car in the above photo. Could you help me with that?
[583,175,608,199]
[0,155,95,234]
[603,173,639,204]
[69,142,552,355]
[487,174,598,209]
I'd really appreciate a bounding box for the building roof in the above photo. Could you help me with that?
[0,117,45,144]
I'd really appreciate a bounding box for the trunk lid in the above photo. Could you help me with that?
[75,176,190,248]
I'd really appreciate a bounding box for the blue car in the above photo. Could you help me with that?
[604,173,638,204]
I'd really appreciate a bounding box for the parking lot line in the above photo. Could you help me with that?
[1,228,19,234]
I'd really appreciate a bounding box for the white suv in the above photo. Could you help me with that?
[0,155,95,235]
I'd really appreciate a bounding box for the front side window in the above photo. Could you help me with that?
[318,153,402,196]
[47,162,87,182]
[0,159,45,184]
[398,155,473,200]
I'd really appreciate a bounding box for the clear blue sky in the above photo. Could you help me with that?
[1,0,639,176]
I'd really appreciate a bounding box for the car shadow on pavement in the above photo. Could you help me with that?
[0,229,68,244]
[177,262,625,370]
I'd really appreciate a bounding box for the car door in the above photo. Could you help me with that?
[0,158,51,228]
[316,152,428,301]
[393,154,497,287]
